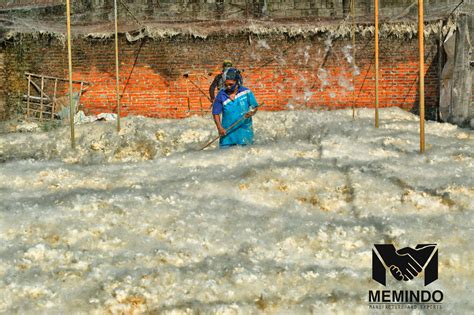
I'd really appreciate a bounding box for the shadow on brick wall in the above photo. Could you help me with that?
[410,48,441,122]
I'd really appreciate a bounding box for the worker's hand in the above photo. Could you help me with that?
[218,127,227,137]
[244,108,258,118]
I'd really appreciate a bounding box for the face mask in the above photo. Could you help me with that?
[225,83,238,94]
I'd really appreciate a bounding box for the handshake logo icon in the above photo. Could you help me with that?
[372,244,438,286]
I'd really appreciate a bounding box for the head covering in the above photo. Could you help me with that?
[223,68,242,94]
[223,67,239,81]
[222,60,233,68]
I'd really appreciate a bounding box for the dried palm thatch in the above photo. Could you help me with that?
[0,16,459,44]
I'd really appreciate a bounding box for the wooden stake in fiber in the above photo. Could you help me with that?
[374,0,379,128]
[114,0,121,132]
[66,0,75,148]
[351,0,356,119]
[418,0,425,153]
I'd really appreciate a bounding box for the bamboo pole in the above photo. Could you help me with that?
[114,0,121,132]
[436,22,443,122]
[52,78,58,120]
[351,0,356,119]
[39,76,44,121]
[22,96,52,105]
[26,74,31,120]
[27,108,53,114]
[29,79,50,100]
[66,0,75,148]
[25,72,90,84]
[374,0,379,128]
[418,0,425,152]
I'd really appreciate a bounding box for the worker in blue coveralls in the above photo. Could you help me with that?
[212,68,258,148]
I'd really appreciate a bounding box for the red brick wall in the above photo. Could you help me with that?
[3,33,440,119]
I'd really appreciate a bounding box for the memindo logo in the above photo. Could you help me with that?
[369,244,443,310]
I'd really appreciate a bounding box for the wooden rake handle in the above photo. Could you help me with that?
[200,103,262,151]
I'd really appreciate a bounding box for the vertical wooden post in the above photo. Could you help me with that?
[351,0,356,119]
[26,74,31,120]
[374,0,379,128]
[52,78,58,119]
[418,0,425,152]
[66,0,75,148]
[436,22,443,122]
[39,76,44,121]
[114,0,121,132]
